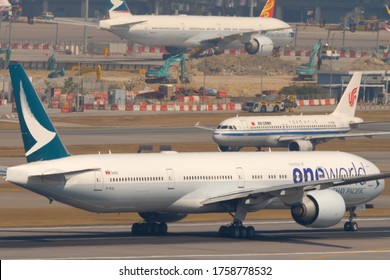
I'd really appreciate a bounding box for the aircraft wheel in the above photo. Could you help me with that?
[231,226,241,238]
[351,222,358,232]
[159,222,168,235]
[219,225,228,236]
[344,222,351,231]
[152,223,160,235]
[132,223,141,235]
[218,145,229,152]
[246,226,255,238]
[239,226,247,238]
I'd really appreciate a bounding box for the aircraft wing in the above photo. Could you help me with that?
[186,27,290,47]
[278,131,390,142]
[201,172,390,205]
[194,122,216,131]
[49,18,147,29]
[49,18,99,28]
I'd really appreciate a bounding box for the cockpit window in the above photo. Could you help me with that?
[220,125,228,129]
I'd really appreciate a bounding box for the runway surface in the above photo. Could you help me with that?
[0,122,388,147]
[1,218,390,259]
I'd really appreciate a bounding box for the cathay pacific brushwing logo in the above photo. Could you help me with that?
[110,0,127,12]
[348,87,358,107]
[19,81,56,156]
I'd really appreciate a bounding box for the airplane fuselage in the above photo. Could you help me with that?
[213,114,363,149]
[6,151,383,214]
[99,15,293,49]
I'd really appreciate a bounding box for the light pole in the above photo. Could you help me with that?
[260,44,273,94]
[83,0,89,54]
[329,33,335,97]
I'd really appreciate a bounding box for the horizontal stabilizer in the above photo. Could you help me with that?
[28,167,101,178]
[0,167,6,176]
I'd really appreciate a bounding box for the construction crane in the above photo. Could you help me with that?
[295,39,322,81]
[145,54,190,84]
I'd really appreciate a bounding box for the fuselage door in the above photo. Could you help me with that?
[94,171,103,191]
[240,120,249,136]
[236,167,245,188]
[166,168,175,190]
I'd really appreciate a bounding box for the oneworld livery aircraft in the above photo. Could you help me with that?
[1,65,390,238]
[56,0,293,58]
[197,72,390,152]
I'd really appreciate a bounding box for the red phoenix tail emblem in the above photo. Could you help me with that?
[348,87,358,107]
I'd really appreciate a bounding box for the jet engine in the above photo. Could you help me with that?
[244,35,274,56]
[290,189,345,228]
[288,140,315,151]
[139,212,188,223]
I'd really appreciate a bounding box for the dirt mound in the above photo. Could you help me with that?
[190,54,299,76]
[350,57,389,71]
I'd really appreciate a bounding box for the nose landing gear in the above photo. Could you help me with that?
[344,207,358,232]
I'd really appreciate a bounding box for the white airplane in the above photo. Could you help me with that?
[56,0,293,58]
[1,64,389,238]
[196,72,390,152]
[0,0,11,13]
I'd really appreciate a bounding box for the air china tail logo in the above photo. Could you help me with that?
[260,0,275,18]
[348,87,358,107]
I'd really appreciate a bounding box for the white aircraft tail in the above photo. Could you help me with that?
[259,0,275,18]
[331,72,362,117]
[107,0,132,19]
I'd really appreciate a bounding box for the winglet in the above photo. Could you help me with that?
[9,64,70,163]
[194,122,215,131]
[260,0,275,18]
[331,72,362,117]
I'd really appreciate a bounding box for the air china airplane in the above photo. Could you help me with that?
[197,72,390,152]
[1,64,389,239]
[57,0,293,58]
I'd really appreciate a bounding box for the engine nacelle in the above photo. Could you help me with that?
[291,189,345,228]
[244,35,274,56]
[139,212,188,223]
[288,140,314,151]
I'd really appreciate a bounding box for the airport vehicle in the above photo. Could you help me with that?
[2,64,389,238]
[249,100,284,112]
[196,72,390,152]
[54,0,293,59]
[145,54,189,84]
[320,47,340,60]
[296,39,322,80]
[0,0,11,13]
[40,11,54,20]
[249,96,298,113]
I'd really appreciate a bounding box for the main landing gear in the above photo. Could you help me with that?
[218,200,256,239]
[218,220,255,239]
[344,207,358,232]
[132,221,168,236]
